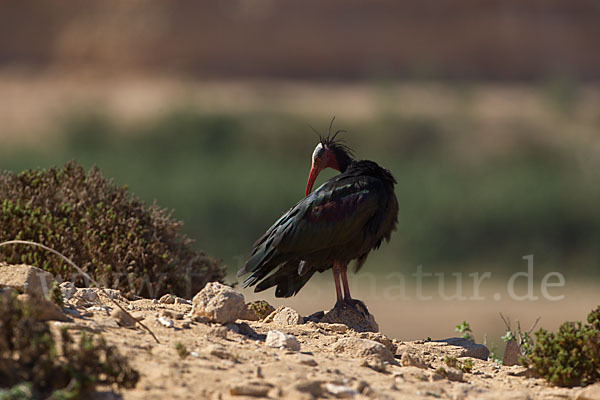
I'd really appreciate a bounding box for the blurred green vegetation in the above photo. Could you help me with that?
[1,107,599,278]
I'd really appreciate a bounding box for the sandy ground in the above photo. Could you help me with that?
[241,277,600,350]
[49,285,600,400]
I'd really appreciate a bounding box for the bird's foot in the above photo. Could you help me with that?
[334,297,370,317]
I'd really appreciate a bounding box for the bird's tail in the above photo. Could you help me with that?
[254,261,317,298]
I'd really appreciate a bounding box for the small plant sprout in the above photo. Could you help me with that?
[456,321,474,341]
[175,342,189,359]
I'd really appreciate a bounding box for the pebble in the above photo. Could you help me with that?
[430,337,490,360]
[230,383,273,397]
[87,305,110,313]
[324,383,358,398]
[158,294,176,304]
[293,353,318,366]
[325,323,348,333]
[400,351,429,369]
[161,309,183,320]
[111,308,137,327]
[503,338,522,366]
[333,337,395,363]
[295,380,323,397]
[192,282,246,324]
[60,282,77,300]
[266,330,301,351]
[157,316,174,328]
[101,288,121,300]
[264,306,303,326]
[175,297,192,305]
[446,368,464,382]
[206,344,237,361]
[77,288,100,304]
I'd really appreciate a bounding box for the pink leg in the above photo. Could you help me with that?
[332,262,343,302]
[340,263,352,300]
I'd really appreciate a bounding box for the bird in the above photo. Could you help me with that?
[237,120,398,311]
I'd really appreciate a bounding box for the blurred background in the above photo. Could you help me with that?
[1,0,599,349]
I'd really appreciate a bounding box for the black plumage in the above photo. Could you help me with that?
[238,135,399,302]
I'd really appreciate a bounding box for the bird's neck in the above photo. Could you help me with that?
[336,152,354,173]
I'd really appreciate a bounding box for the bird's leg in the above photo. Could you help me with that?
[340,262,370,315]
[340,263,352,300]
[332,262,344,303]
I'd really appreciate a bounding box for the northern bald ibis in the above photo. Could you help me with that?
[237,123,398,311]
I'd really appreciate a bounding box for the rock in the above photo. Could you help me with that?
[503,338,522,366]
[324,323,348,333]
[208,325,229,339]
[361,358,388,373]
[264,306,302,326]
[333,337,395,363]
[158,294,175,304]
[446,368,464,382]
[577,383,600,400]
[295,380,323,397]
[266,330,301,351]
[74,288,100,305]
[63,307,82,318]
[400,352,429,369]
[0,264,54,297]
[324,383,358,398]
[237,322,259,338]
[539,388,575,400]
[161,309,183,320]
[225,322,241,334]
[60,282,77,301]
[230,382,273,397]
[432,337,490,360]
[17,293,69,322]
[157,316,174,328]
[100,288,122,300]
[354,381,371,395]
[86,305,110,313]
[305,310,325,323]
[174,297,192,305]
[320,302,378,332]
[293,353,318,366]
[359,332,397,353]
[192,282,245,324]
[206,344,237,361]
[240,300,275,321]
[111,308,137,327]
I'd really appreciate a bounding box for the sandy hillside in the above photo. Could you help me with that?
[37,283,598,400]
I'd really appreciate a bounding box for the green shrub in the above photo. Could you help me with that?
[0,289,139,399]
[0,162,225,299]
[443,356,474,373]
[174,342,188,359]
[523,306,600,387]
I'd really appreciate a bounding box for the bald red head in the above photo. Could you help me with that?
[305,143,340,196]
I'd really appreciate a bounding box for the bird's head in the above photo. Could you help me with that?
[306,119,354,196]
